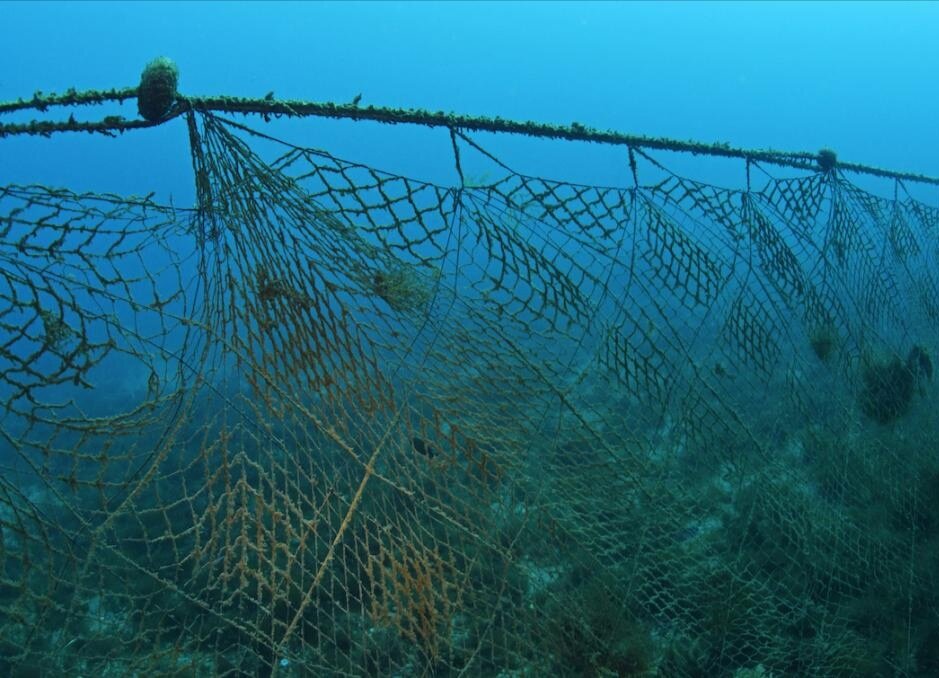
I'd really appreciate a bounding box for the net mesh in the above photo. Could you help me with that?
[1,108,938,677]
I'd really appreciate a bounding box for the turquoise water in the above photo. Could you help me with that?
[3,1,939,189]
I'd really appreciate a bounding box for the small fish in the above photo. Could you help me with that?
[264,91,275,102]
[411,436,436,458]
[906,345,933,396]
[351,93,362,107]
[907,345,933,381]
[147,369,160,399]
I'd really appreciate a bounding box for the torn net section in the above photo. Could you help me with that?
[1,111,938,676]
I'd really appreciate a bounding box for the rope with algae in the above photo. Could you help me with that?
[1,57,937,188]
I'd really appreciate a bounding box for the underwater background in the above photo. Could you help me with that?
[2,2,939,676]
[4,1,939,191]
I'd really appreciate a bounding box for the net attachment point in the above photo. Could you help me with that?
[137,56,179,122]
[817,147,837,172]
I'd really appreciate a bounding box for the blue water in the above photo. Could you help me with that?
[2,1,937,197]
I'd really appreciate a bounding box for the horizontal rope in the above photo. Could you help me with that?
[2,86,938,188]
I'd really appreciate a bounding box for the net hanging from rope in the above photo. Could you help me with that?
[1,60,938,677]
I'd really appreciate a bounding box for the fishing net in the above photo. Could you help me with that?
[2,64,939,677]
